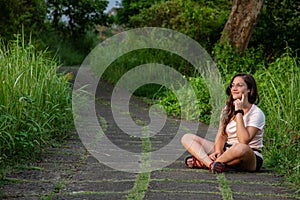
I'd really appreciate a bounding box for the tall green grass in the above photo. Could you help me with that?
[255,51,300,189]
[0,35,73,176]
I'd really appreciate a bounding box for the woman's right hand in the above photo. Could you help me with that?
[209,152,223,161]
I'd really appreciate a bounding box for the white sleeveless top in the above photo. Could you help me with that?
[225,104,265,158]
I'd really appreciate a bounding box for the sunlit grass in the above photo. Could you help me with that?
[0,35,73,176]
[255,51,300,191]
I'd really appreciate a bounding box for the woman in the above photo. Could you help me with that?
[181,73,265,173]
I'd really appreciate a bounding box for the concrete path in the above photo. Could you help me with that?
[1,68,299,200]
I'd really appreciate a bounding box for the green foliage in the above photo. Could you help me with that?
[101,48,197,100]
[117,0,299,57]
[38,27,100,65]
[251,0,300,59]
[0,0,111,66]
[159,76,211,123]
[103,48,196,83]
[116,0,165,25]
[254,50,300,187]
[129,0,230,52]
[212,41,266,81]
[129,1,182,27]
[0,35,73,175]
[46,0,109,36]
[39,0,111,65]
[0,0,47,40]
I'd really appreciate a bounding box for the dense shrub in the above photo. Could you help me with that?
[129,0,230,52]
[159,76,211,123]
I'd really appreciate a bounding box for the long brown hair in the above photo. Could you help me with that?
[222,73,259,135]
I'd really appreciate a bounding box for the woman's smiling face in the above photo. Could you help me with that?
[230,76,249,100]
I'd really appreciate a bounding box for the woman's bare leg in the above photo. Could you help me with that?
[215,143,257,171]
[181,133,215,167]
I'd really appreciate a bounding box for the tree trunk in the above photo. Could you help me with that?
[221,0,264,52]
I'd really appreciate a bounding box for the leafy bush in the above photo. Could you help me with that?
[0,35,73,174]
[159,76,211,123]
[115,0,165,25]
[129,0,230,52]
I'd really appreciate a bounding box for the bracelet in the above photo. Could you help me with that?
[234,109,244,115]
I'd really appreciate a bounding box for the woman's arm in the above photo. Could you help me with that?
[214,123,227,152]
[234,94,260,144]
[235,113,259,144]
